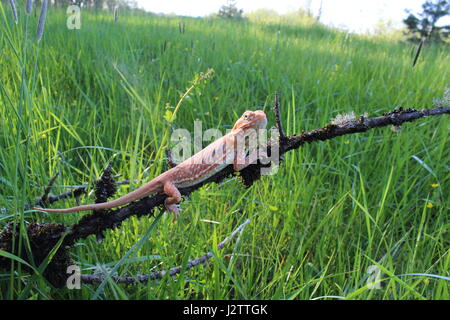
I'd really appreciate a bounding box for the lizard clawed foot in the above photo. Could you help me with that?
[165,204,180,222]
[163,182,182,222]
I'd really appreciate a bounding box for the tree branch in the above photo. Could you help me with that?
[273,91,287,142]
[0,103,448,287]
[282,106,449,153]
[62,105,449,246]
[80,219,251,284]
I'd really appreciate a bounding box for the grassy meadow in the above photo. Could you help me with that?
[0,5,449,300]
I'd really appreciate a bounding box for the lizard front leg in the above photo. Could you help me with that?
[163,181,182,221]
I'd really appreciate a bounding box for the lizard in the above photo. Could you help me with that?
[34,110,268,219]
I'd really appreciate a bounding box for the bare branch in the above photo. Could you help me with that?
[282,106,449,153]
[1,102,448,287]
[22,176,132,213]
[80,219,251,284]
[34,186,88,208]
[60,105,449,246]
[273,91,287,142]
[36,171,60,206]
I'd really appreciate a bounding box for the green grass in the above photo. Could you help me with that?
[0,6,448,300]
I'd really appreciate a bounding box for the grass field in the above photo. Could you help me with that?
[0,5,449,300]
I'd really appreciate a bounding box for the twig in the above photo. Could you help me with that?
[6,177,135,214]
[34,186,88,207]
[23,183,125,213]
[81,219,251,284]
[273,91,287,142]
[26,178,133,211]
[33,172,60,208]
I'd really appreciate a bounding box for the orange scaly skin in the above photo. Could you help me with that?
[34,110,267,219]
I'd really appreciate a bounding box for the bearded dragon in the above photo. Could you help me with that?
[34,110,267,219]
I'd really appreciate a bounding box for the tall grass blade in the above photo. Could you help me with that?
[36,0,48,43]
[8,0,18,23]
[26,0,32,16]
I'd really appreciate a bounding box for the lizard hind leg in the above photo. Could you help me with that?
[163,182,182,221]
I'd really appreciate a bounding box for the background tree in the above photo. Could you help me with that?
[218,0,244,20]
[403,0,450,43]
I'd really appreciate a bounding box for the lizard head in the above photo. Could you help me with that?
[232,110,267,131]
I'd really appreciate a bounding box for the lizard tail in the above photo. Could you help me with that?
[33,203,110,213]
[34,180,162,213]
